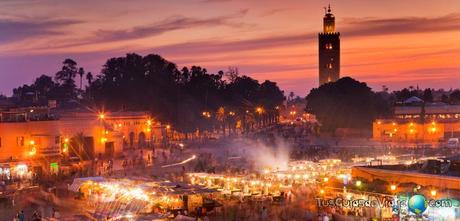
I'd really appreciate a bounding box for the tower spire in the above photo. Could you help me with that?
[328,4,331,13]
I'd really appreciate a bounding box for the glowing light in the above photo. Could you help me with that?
[202,111,211,118]
[29,140,35,145]
[320,189,325,194]
[323,177,329,182]
[147,120,152,125]
[431,190,437,197]
[100,137,108,143]
[98,113,105,119]
[29,147,36,156]
[161,155,197,168]
[166,125,171,129]
[377,121,382,125]
[64,138,69,143]
[390,185,397,191]
[356,180,362,187]
[15,164,28,176]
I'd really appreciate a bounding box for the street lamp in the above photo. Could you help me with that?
[28,140,36,156]
[256,107,264,114]
[390,184,397,192]
[98,113,105,120]
[100,137,108,143]
[202,111,211,118]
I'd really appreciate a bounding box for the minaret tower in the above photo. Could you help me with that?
[318,4,340,86]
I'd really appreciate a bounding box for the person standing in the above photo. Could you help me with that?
[18,211,25,221]
[261,206,268,221]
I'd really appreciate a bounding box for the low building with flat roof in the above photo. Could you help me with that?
[0,108,164,174]
[373,102,460,142]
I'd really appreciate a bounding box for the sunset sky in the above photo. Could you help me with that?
[0,0,459,96]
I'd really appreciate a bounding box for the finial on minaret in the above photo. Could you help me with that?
[324,7,327,15]
[328,4,331,13]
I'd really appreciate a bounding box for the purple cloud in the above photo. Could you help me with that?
[0,18,82,43]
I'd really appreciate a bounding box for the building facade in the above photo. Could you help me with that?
[0,109,164,174]
[373,104,460,142]
[318,5,340,86]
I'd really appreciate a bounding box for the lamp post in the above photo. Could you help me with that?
[256,107,264,127]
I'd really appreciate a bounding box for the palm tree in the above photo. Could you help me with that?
[86,72,93,85]
[55,58,78,83]
[78,68,85,90]
[289,92,295,102]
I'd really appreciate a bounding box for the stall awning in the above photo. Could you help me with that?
[68,176,104,192]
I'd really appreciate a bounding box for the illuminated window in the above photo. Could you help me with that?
[325,43,333,50]
[326,63,333,69]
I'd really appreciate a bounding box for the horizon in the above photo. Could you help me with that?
[0,0,459,96]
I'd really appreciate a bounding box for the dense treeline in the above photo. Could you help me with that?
[12,53,285,134]
[10,54,459,134]
[305,77,460,132]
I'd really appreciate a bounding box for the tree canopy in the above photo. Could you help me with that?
[306,77,390,131]
[12,53,285,134]
[86,53,285,133]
